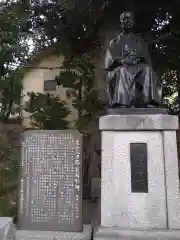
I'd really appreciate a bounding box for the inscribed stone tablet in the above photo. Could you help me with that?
[18,130,82,232]
[130,143,148,193]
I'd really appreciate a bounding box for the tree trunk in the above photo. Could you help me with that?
[3,100,14,123]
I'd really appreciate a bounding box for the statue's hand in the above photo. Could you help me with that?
[121,59,133,65]
[121,58,141,65]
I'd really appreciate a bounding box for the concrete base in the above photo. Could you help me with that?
[15,225,92,240]
[93,227,180,240]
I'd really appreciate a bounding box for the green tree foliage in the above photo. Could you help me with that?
[56,54,102,131]
[0,69,24,122]
[25,92,70,129]
[0,1,30,122]
[28,0,103,54]
[26,0,177,52]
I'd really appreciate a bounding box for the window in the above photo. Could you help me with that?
[44,80,56,91]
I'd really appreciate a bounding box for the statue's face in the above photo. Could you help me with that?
[120,12,135,30]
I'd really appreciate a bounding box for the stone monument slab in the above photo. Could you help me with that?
[18,130,82,232]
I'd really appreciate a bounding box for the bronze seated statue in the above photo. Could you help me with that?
[105,11,162,108]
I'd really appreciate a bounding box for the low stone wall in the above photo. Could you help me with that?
[0,217,16,240]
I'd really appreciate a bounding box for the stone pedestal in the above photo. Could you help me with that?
[94,113,180,239]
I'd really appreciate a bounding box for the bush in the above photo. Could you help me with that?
[25,92,70,129]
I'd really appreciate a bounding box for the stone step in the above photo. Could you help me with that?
[15,225,92,240]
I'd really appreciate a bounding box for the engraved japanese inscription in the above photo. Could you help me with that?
[18,130,82,232]
[130,143,148,193]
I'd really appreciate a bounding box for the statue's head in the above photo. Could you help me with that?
[120,11,135,31]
